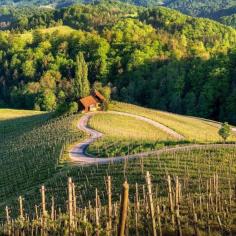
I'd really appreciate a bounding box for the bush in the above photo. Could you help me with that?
[68,102,78,114]
[56,102,78,115]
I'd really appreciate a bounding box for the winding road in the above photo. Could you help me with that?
[69,111,236,164]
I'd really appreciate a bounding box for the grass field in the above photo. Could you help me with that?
[89,113,175,140]
[37,25,75,35]
[87,113,188,157]
[13,25,76,44]
[0,109,44,120]
[110,102,236,142]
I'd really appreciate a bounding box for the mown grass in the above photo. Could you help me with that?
[110,102,236,142]
[89,113,175,140]
[87,113,188,157]
[0,109,44,120]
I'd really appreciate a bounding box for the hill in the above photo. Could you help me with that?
[1,0,236,28]
[1,103,236,234]
[0,3,236,125]
[165,0,236,27]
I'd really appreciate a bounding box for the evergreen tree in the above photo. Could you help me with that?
[74,52,90,98]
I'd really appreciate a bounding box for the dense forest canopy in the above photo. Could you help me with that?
[1,0,236,28]
[0,2,236,124]
[165,0,236,27]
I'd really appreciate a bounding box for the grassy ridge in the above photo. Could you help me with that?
[87,112,187,157]
[88,113,175,141]
[110,102,236,142]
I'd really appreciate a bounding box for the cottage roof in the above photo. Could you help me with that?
[80,95,98,108]
[93,90,105,101]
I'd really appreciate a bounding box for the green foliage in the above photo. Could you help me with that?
[93,82,111,100]
[219,13,236,27]
[218,122,231,141]
[0,3,236,123]
[74,52,90,98]
[68,101,78,114]
[35,90,57,111]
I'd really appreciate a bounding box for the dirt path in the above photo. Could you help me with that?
[69,112,235,164]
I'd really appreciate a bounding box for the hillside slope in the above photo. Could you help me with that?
[1,4,236,125]
[165,0,236,27]
[0,109,84,209]
[1,105,236,232]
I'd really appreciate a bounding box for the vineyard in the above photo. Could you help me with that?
[1,145,236,235]
[0,109,85,218]
[1,105,236,235]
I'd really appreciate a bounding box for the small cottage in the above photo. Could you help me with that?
[80,90,105,113]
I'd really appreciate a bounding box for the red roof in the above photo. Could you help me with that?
[93,90,105,101]
[80,96,98,108]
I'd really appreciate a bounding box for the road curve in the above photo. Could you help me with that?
[69,112,236,165]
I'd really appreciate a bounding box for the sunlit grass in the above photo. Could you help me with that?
[0,109,44,121]
[87,113,188,157]
[89,113,176,141]
[110,102,236,142]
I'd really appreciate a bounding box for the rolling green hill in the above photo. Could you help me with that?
[0,102,235,210]
[165,0,236,27]
[1,104,236,234]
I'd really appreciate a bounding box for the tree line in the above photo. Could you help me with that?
[0,3,236,123]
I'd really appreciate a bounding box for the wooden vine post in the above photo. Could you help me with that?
[5,206,10,235]
[72,182,77,229]
[51,197,55,221]
[68,177,74,234]
[5,206,10,225]
[107,176,112,235]
[41,185,47,229]
[146,171,157,236]
[135,183,140,236]
[156,204,162,236]
[167,175,175,226]
[19,196,24,220]
[192,202,200,236]
[118,181,129,236]
[95,188,100,236]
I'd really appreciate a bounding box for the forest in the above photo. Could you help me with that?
[1,0,236,27]
[0,2,236,124]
